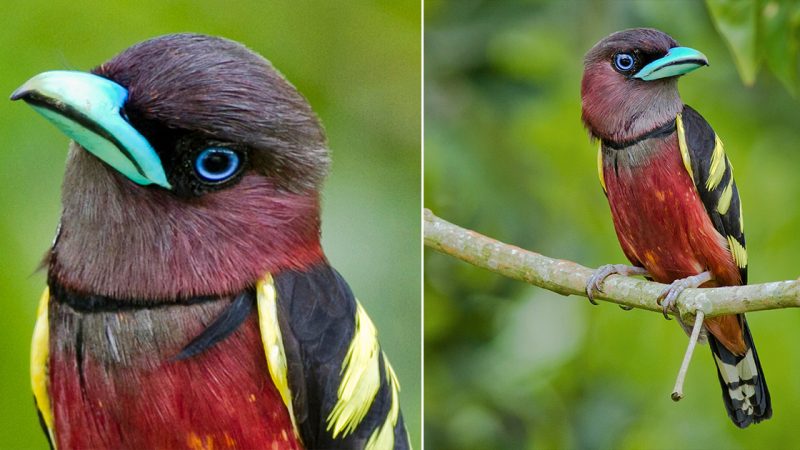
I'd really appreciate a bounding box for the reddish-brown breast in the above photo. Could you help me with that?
[602,133,740,286]
[602,133,745,353]
[48,298,302,450]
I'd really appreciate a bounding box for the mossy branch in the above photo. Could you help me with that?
[424,209,800,320]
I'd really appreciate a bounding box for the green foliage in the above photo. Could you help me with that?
[707,0,800,93]
[0,2,420,448]
[426,0,800,448]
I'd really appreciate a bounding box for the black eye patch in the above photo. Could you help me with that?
[163,135,249,198]
[610,48,669,77]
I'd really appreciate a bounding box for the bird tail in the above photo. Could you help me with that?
[707,315,771,428]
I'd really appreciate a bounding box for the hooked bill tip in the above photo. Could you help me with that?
[10,88,28,101]
[10,77,39,101]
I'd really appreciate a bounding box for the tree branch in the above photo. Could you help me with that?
[424,209,800,320]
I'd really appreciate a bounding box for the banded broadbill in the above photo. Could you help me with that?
[581,28,771,427]
[12,33,408,449]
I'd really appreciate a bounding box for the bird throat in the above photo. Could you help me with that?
[581,67,682,144]
[601,119,676,150]
[50,145,325,302]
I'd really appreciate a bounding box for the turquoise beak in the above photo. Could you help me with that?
[11,70,171,188]
[633,47,709,81]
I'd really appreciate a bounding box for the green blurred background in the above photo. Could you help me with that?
[0,1,420,448]
[426,1,800,449]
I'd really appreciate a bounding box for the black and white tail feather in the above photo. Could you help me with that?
[707,317,771,428]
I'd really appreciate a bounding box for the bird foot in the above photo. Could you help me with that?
[656,271,713,320]
[586,264,649,306]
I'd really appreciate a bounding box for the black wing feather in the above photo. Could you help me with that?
[174,290,254,360]
[681,105,747,283]
[274,262,408,449]
[35,399,55,450]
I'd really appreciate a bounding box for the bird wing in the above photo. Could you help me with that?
[677,106,772,426]
[676,105,747,284]
[256,264,407,450]
[32,287,56,449]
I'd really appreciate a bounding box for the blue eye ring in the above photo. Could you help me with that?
[614,52,636,72]
[194,147,242,183]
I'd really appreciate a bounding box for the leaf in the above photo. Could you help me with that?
[706,0,760,85]
[761,1,799,95]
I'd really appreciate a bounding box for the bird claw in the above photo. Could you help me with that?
[586,265,614,305]
[656,284,681,320]
[586,264,649,306]
[655,271,713,321]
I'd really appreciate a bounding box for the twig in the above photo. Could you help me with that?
[424,209,800,319]
[671,311,705,401]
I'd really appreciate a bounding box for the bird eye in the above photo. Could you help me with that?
[194,147,241,183]
[613,52,636,72]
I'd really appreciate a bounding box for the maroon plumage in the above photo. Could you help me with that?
[50,306,300,449]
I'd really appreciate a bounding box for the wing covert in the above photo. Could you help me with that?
[260,264,408,449]
[32,287,56,448]
[677,105,747,283]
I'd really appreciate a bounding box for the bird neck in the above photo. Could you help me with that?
[600,118,677,150]
[50,145,325,301]
[581,74,683,143]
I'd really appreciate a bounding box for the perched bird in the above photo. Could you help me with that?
[581,28,770,427]
[12,34,408,449]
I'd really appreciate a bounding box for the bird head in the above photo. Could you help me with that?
[12,34,330,300]
[581,28,708,143]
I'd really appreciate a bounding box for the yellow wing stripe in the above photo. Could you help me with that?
[255,274,301,441]
[706,136,726,191]
[32,287,56,447]
[677,111,746,274]
[596,141,606,193]
[326,301,381,438]
[739,200,745,233]
[717,173,734,215]
[365,354,401,450]
[727,235,748,269]
[675,113,695,181]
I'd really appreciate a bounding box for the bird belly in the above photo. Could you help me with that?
[48,299,302,450]
[602,141,740,286]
